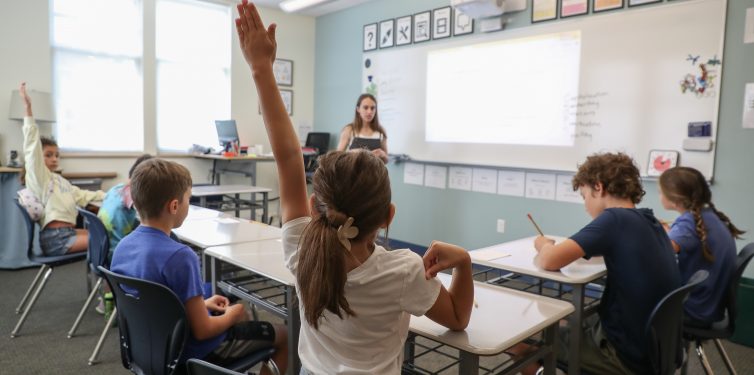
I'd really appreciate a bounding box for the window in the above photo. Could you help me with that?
[156,0,231,151]
[52,0,143,151]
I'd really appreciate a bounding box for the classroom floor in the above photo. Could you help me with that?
[1,261,752,374]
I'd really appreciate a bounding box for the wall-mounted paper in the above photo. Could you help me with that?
[424,165,447,189]
[472,168,498,194]
[497,170,526,197]
[448,166,473,190]
[403,162,425,185]
[525,172,556,200]
[746,8,754,44]
[556,174,582,203]
[744,83,754,129]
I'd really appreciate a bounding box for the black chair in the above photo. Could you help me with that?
[99,267,279,375]
[304,132,330,177]
[11,200,87,338]
[67,208,118,365]
[646,270,709,375]
[682,243,754,375]
[186,357,280,375]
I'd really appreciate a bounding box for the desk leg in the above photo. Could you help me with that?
[568,284,585,375]
[286,286,301,375]
[543,324,557,375]
[234,193,240,218]
[200,196,207,208]
[458,351,479,374]
[251,193,257,221]
[262,192,269,224]
[211,160,218,185]
[209,256,217,295]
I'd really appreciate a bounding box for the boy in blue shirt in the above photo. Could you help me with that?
[110,158,287,373]
[514,152,681,375]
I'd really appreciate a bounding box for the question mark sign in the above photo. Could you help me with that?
[368,31,374,44]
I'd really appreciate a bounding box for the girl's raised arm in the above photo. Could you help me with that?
[235,1,308,223]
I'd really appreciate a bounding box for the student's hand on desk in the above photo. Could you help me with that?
[205,295,230,313]
[235,0,277,71]
[534,236,555,252]
[423,241,471,280]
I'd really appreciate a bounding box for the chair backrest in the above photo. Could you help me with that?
[99,266,188,375]
[646,270,709,375]
[14,199,36,260]
[724,243,754,335]
[78,208,110,276]
[305,132,330,155]
[186,359,243,375]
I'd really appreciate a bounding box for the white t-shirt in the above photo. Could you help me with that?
[282,216,442,375]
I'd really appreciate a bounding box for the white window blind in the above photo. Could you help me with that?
[156,0,231,152]
[52,0,143,152]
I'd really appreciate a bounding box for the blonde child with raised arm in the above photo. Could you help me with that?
[659,166,744,327]
[235,2,474,373]
[19,82,105,255]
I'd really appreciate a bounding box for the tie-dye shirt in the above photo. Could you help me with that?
[97,183,138,261]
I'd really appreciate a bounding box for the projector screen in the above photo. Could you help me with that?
[425,31,582,146]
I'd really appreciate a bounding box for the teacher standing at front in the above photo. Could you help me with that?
[337,93,388,163]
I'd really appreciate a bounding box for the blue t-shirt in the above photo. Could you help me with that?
[98,183,138,260]
[110,226,225,363]
[668,208,736,323]
[570,208,680,374]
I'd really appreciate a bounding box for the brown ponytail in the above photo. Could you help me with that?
[660,167,745,264]
[298,150,392,328]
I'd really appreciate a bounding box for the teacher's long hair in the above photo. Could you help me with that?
[349,93,387,138]
[298,150,392,328]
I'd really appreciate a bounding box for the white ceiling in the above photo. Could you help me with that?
[254,0,376,17]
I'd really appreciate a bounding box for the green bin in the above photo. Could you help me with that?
[731,277,754,347]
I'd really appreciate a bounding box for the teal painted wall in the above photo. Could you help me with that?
[314,0,754,273]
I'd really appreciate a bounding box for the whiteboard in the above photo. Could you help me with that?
[362,0,726,179]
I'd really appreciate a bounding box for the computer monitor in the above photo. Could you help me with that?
[215,120,239,149]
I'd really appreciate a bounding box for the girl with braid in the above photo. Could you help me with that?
[659,166,744,327]
[235,2,473,373]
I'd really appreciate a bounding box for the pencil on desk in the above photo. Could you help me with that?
[527,213,545,236]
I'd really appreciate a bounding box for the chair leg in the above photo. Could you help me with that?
[713,339,738,375]
[695,341,715,375]
[88,307,117,365]
[264,358,280,375]
[15,265,46,314]
[681,339,692,375]
[68,277,102,338]
[11,265,53,338]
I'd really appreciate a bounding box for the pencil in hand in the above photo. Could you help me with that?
[527,213,545,236]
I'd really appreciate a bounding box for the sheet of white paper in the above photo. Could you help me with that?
[497,170,526,197]
[745,8,754,44]
[472,247,512,261]
[556,174,582,203]
[403,162,425,185]
[448,166,473,190]
[214,217,240,224]
[424,165,447,189]
[525,172,556,200]
[744,83,754,129]
[472,168,498,194]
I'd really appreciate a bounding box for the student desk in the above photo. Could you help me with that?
[406,273,574,375]
[203,240,300,375]
[173,216,281,249]
[193,154,274,186]
[191,184,272,223]
[470,236,606,375]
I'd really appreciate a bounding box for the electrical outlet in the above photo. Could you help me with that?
[496,219,506,233]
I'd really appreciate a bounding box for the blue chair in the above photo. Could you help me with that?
[646,270,709,375]
[681,243,754,375]
[99,267,278,375]
[11,200,87,338]
[67,208,118,365]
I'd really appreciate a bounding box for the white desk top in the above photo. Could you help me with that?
[409,273,574,356]
[174,216,282,248]
[192,184,272,197]
[470,236,606,284]
[186,205,227,221]
[204,239,294,285]
[193,154,275,161]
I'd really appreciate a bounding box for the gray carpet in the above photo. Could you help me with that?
[1,261,753,374]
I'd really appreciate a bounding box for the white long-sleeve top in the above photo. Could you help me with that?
[22,116,104,228]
